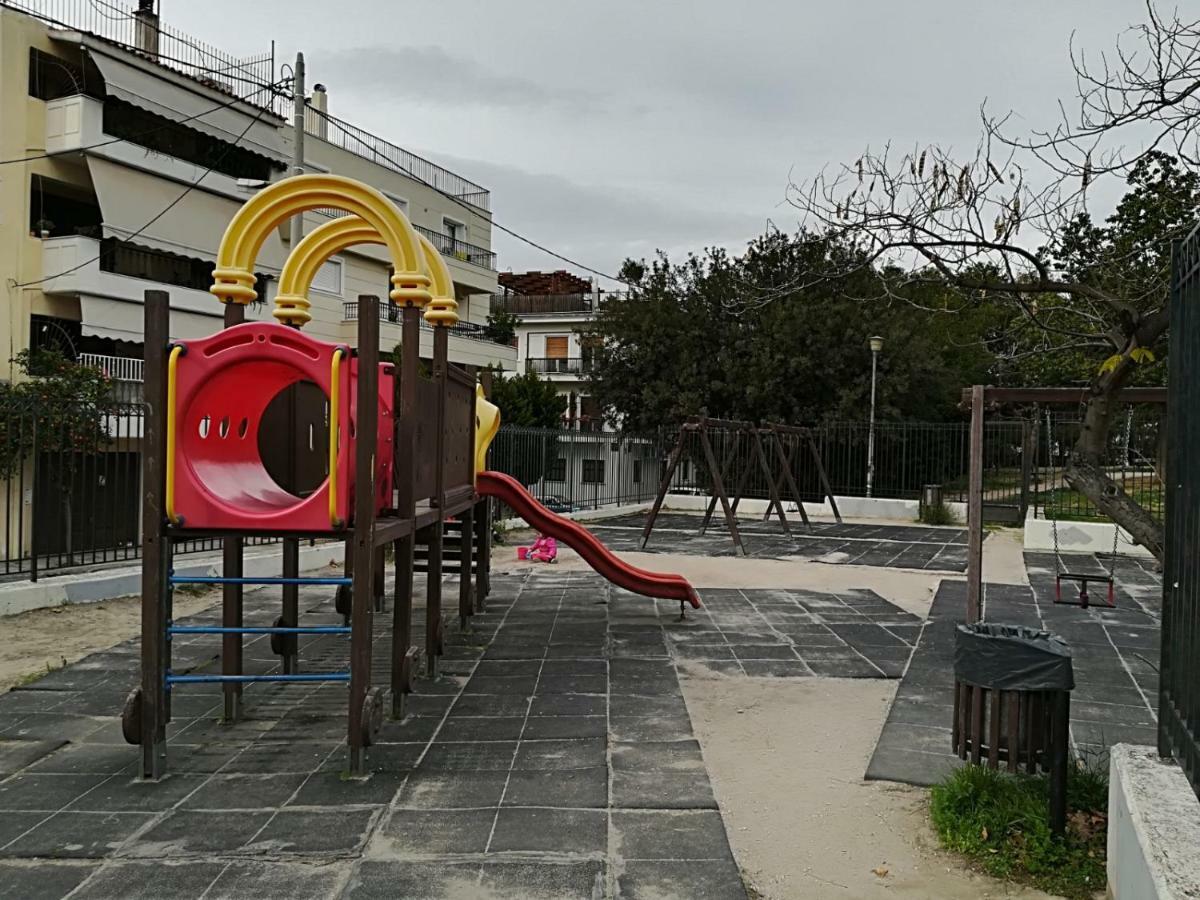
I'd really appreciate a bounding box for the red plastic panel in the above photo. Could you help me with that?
[171,323,352,532]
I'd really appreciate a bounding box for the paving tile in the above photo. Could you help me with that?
[345,860,482,899]
[180,773,307,810]
[420,742,516,772]
[528,693,606,717]
[613,809,733,860]
[488,807,607,854]
[377,809,494,854]
[208,860,350,899]
[67,773,208,813]
[618,858,748,899]
[71,860,224,898]
[121,809,271,857]
[522,715,608,740]
[0,860,99,899]
[478,860,605,900]
[3,811,153,859]
[395,770,508,809]
[0,772,111,812]
[513,738,606,771]
[501,767,608,808]
[287,769,406,808]
[247,806,379,854]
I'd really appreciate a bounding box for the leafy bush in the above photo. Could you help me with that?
[929,764,1107,899]
[484,311,518,346]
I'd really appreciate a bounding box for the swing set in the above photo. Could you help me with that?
[962,385,1166,622]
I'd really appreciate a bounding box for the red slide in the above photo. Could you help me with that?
[477,471,701,609]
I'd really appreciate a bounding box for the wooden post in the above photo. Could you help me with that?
[699,430,739,535]
[140,290,170,779]
[390,305,419,717]
[348,296,380,774]
[698,420,746,556]
[426,324,449,677]
[807,431,842,524]
[753,428,793,537]
[769,429,813,531]
[966,385,985,623]
[474,497,490,610]
[640,426,688,549]
[220,302,245,722]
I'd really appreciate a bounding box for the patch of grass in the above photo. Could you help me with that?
[930,764,1108,900]
[13,656,69,687]
[919,500,959,526]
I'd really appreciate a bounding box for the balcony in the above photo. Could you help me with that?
[413,225,496,271]
[526,357,592,376]
[79,353,143,403]
[491,293,597,317]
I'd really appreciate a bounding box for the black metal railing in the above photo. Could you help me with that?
[341,302,507,346]
[0,400,277,580]
[1162,222,1200,799]
[526,357,591,376]
[413,225,496,271]
[5,0,277,109]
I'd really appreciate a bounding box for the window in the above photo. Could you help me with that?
[545,336,569,362]
[547,457,567,482]
[443,217,465,243]
[582,459,605,484]
[632,458,642,484]
[310,258,343,295]
[384,191,409,216]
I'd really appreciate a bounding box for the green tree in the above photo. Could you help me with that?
[486,370,567,486]
[583,232,998,432]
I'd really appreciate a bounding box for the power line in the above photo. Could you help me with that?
[15,99,273,288]
[307,106,631,287]
[0,77,287,166]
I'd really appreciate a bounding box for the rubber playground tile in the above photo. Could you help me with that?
[501,767,608,808]
[376,808,494,855]
[477,861,606,900]
[0,772,112,812]
[0,861,99,900]
[247,807,379,854]
[521,715,608,740]
[512,737,607,771]
[3,811,154,859]
[180,773,307,810]
[394,770,509,810]
[618,859,748,900]
[612,809,733,861]
[487,807,607,854]
[344,861,484,899]
[207,861,350,900]
[69,861,224,899]
[66,773,208,813]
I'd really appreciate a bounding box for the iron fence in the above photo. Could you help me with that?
[413,225,496,271]
[1162,224,1200,799]
[0,400,275,580]
[1030,408,1164,524]
[526,357,591,376]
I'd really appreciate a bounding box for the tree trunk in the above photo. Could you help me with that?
[1063,357,1164,562]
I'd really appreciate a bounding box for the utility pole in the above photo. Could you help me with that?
[280,52,305,673]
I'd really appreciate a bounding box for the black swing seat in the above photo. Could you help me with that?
[1054,572,1116,608]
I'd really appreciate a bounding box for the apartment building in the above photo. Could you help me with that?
[0,0,515,570]
[493,270,614,430]
[0,1,515,386]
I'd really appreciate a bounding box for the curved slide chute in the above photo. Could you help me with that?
[476,471,701,609]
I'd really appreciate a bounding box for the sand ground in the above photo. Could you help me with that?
[0,590,218,692]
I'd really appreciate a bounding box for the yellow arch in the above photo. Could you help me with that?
[474,383,500,476]
[418,234,459,328]
[211,173,431,311]
[274,216,460,328]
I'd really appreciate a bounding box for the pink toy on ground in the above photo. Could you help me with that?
[518,533,558,563]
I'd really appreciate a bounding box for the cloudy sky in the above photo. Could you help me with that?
[168,1,1148,285]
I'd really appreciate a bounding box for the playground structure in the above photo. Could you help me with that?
[640,416,841,555]
[961,385,1167,621]
[122,174,698,779]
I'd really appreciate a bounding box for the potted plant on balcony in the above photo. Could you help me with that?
[33,218,55,239]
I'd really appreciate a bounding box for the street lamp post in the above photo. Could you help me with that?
[866,336,884,498]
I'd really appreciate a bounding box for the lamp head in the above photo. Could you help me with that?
[869,335,884,353]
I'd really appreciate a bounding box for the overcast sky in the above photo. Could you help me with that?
[167,1,1148,285]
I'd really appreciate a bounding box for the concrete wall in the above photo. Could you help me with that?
[1107,744,1200,898]
[1023,510,1154,558]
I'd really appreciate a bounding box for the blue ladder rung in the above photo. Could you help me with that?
[165,673,350,685]
[168,625,351,636]
[167,576,352,587]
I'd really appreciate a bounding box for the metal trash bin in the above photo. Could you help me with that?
[952,623,1074,834]
[920,483,943,517]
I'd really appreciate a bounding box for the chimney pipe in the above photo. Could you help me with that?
[306,83,328,139]
[133,0,160,58]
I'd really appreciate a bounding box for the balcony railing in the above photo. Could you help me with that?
[79,353,143,382]
[526,357,592,376]
[491,293,598,316]
[287,102,491,213]
[413,225,496,271]
[341,301,506,347]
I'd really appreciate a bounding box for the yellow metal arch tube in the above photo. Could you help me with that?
[328,346,346,528]
[165,345,184,525]
[210,174,431,312]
